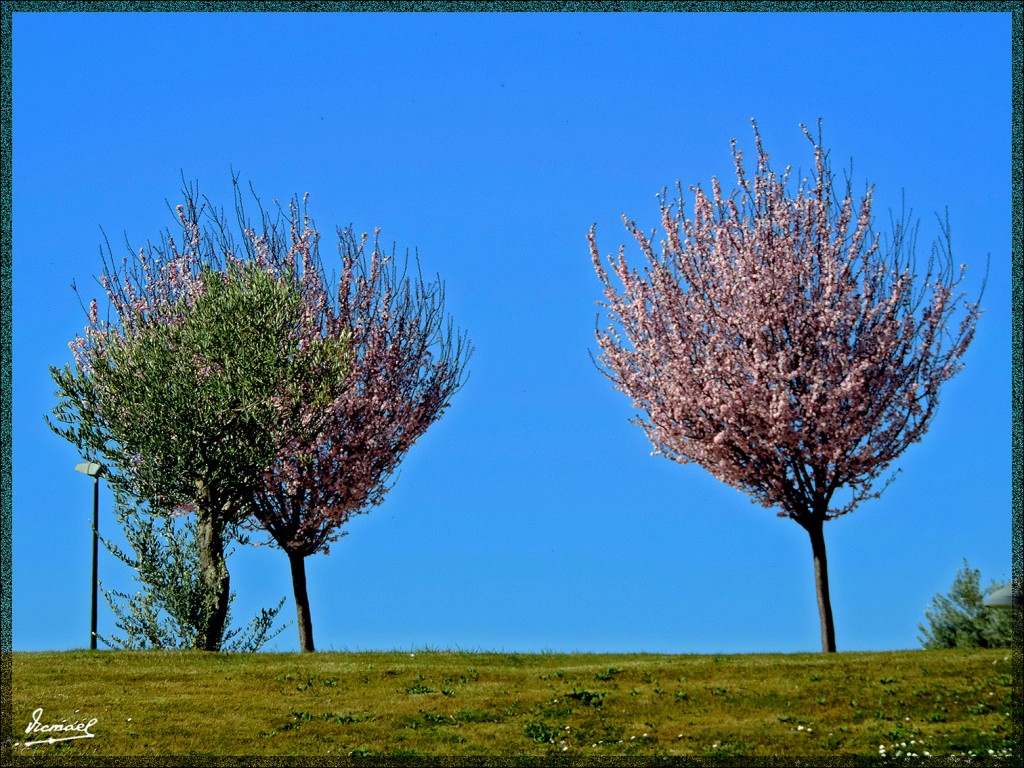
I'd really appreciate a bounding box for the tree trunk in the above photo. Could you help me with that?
[195,510,231,652]
[802,516,837,653]
[289,550,315,652]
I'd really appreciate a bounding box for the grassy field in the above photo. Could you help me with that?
[3,648,1018,763]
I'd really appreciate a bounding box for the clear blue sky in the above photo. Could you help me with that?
[10,10,1014,654]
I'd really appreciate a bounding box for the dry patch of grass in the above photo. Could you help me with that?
[4,648,1018,763]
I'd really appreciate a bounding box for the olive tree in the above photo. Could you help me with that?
[49,183,349,650]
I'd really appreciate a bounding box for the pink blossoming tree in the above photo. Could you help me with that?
[246,225,472,652]
[590,120,984,652]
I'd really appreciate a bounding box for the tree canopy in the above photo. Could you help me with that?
[248,225,472,651]
[591,120,985,652]
[49,178,470,652]
[49,182,352,650]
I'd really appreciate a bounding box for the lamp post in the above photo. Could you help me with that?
[75,461,105,650]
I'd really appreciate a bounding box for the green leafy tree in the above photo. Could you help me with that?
[918,559,1013,649]
[48,188,350,650]
[98,490,288,652]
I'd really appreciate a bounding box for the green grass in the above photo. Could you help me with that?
[4,648,1018,763]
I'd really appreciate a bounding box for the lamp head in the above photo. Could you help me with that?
[74,462,105,478]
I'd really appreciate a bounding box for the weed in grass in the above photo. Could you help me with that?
[565,689,605,708]
[267,710,370,736]
[524,720,558,744]
[406,674,435,695]
[297,676,337,691]
[419,711,452,725]
[883,723,920,743]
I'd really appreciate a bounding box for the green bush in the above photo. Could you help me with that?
[99,492,287,652]
[918,559,1013,649]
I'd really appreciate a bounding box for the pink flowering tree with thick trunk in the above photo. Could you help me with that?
[248,227,472,652]
[591,120,984,653]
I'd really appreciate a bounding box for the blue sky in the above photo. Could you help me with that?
[9,10,1014,655]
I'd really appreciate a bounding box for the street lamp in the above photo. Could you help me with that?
[74,461,105,650]
[983,583,1022,609]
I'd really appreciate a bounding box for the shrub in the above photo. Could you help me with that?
[918,559,1012,649]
